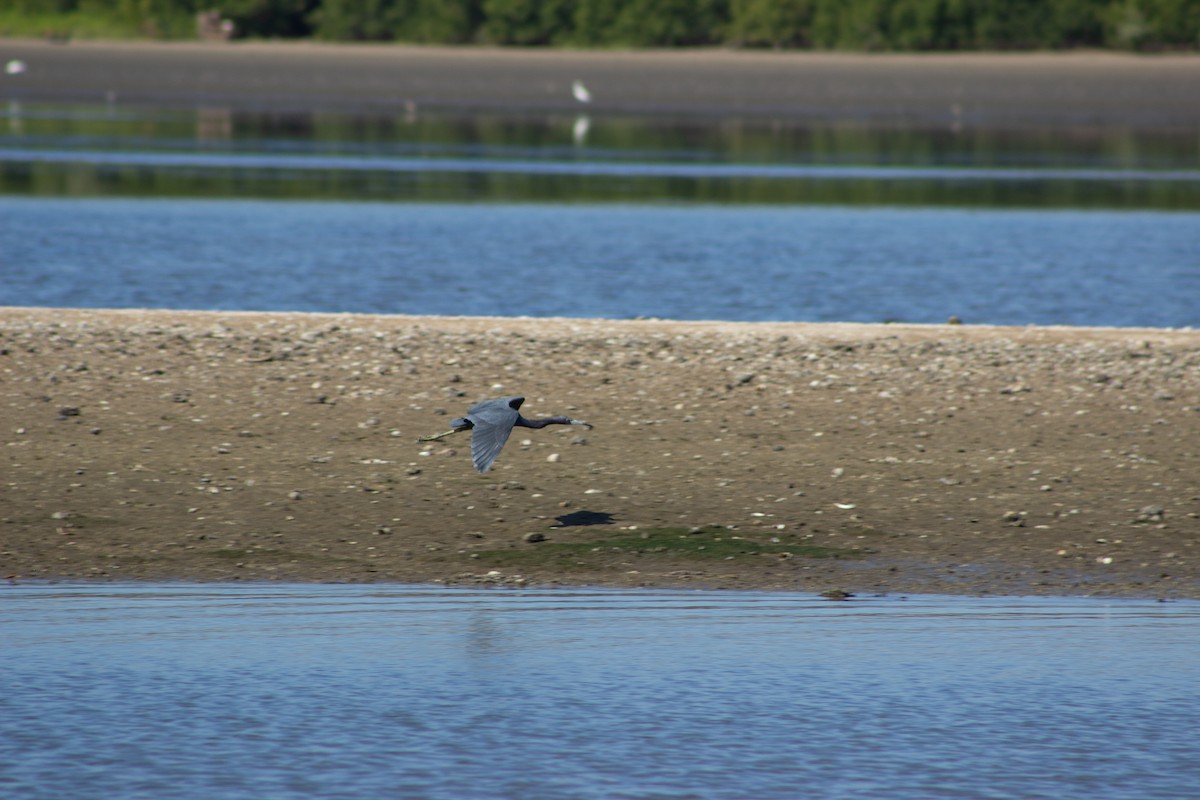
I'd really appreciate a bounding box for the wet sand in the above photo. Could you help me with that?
[2,307,1198,597]
[3,38,1200,126]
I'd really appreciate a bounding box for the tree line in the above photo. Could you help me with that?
[6,0,1199,50]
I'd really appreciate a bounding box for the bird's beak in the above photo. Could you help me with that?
[572,419,594,429]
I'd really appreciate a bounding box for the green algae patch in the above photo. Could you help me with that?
[472,526,866,572]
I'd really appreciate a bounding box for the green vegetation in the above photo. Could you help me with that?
[3,0,1198,50]
[1,0,197,38]
[471,525,867,573]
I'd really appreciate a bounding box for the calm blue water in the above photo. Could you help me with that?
[2,584,1198,800]
[3,197,1198,326]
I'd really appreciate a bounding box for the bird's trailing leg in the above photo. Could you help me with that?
[418,416,474,444]
[416,429,463,443]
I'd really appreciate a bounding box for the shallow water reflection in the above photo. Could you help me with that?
[3,103,1199,207]
[3,584,1198,800]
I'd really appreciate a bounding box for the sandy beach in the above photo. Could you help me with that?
[2,307,1197,597]
[4,39,1200,127]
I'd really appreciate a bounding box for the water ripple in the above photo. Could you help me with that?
[2,584,1198,800]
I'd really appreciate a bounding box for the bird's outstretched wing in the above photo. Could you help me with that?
[467,397,523,473]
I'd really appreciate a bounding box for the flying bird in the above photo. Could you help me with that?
[418,396,592,473]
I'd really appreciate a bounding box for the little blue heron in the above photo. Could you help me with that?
[418,396,593,474]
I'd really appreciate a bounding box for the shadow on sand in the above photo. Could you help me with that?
[552,510,616,528]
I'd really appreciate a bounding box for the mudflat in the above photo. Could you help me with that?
[3,38,1200,126]
[2,307,1197,597]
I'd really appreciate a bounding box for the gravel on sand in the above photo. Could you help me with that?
[3,307,1197,598]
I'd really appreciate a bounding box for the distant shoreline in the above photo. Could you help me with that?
[4,39,1200,126]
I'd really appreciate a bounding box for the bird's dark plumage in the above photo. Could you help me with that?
[421,396,592,473]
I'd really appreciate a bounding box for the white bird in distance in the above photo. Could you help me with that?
[571,79,592,103]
